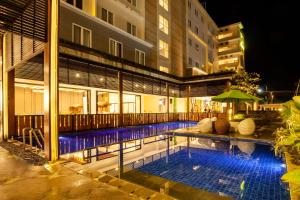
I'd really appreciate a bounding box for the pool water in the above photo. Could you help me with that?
[59,121,196,154]
[137,140,290,200]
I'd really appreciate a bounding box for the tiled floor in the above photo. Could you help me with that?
[137,142,290,200]
[0,146,164,200]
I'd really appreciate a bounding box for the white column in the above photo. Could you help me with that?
[90,88,97,114]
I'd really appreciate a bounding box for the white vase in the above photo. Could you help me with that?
[238,118,255,136]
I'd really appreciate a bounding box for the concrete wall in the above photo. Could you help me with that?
[60,3,153,68]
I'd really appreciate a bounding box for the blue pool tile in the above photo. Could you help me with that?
[138,143,290,200]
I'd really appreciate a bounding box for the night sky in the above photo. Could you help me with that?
[203,0,299,91]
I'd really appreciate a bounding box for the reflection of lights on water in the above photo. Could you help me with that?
[281,164,286,168]
[192,165,200,171]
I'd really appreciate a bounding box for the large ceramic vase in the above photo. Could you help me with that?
[238,118,256,136]
[197,118,212,133]
[214,119,230,134]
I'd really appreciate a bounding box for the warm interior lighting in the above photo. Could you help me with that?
[75,73,80,78]
[99,77,104,82]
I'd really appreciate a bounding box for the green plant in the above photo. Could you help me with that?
[233,113,245,121]
[230,68,261,95]
[274,96,300,185]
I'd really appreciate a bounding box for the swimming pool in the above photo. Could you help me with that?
[59,121,197,154]
[132,139,290,200]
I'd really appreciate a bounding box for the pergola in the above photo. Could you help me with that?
[0,0,59,161]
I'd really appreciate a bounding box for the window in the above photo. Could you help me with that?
[127,0,136,7]
[159,40,169,58]
[66,0,82,9]
[195,9,198,16]
[188,57,193,65]
[188,19,191,28]
[135,49,145,65]
[195,62,199,68]
[159,15,169,35]
[72,24,92,47]
[195,26,199,34]
[188,1,191,9]
[195,44,199,51]
[159,0,168,11]
[109,39,123,57]
[127,22,136,36]
[102,8,113,25]
[188,38,192,46]
[159,66,169,73]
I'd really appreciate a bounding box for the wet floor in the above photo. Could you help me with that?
[0,146,139,200]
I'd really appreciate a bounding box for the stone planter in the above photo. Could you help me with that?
[214,119,230,135]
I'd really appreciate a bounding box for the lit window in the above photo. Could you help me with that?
[160,66,169,73]
[159,15,169,35]
[72,24,92,47]
[66,0,82,9]
[109,39,123,57]
[135,49,145,65]
[101,8,113,25]
[127,22,137,36]
[159,40,169,58]
[159,0,168,11]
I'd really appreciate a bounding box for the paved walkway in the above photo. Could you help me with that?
[0,146,172,200]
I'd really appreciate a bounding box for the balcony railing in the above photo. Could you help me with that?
[15,112,227,135]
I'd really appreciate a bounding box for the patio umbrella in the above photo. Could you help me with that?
[212,89,261,115]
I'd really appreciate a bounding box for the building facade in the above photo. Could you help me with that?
[217,22,245,71]
[0,0,242,160]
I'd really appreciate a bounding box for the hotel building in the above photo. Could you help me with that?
[0,0,243,160]
[217,22,245,71]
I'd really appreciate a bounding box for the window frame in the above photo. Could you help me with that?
[127,22,137,36]
[109,38,123,58]
[101,8,114,25]
[159,40,169,58]
[159,0,168,11]
[72,23,92,48]
[159,15,169,35]
[135,49,146,65]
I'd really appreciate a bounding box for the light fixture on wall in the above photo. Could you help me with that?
[99,77,104,82]
[143,85,146,89]
[75,73,80,78]
[135,84,139,87]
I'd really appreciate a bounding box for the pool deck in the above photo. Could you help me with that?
[166,122,281,145]
[0,145,174,200]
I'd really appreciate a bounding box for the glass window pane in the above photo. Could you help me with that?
[127,22,131,34]
[83,29,91,47]
[76,0,82,9]
[108,12,113,24]
[132,25,136,36]
[117,43,122,57]
[73,25,81,44]
[109,40,115,55]
[102,8,107,22]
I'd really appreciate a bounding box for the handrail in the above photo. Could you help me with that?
[22,127,33,145]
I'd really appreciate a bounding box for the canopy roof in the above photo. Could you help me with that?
[212,89,261,102]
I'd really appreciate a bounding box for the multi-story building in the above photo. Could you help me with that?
[217,22,245,71]
[0,0,239,160]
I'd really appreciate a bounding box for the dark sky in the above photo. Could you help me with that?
[203,0,299,91]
